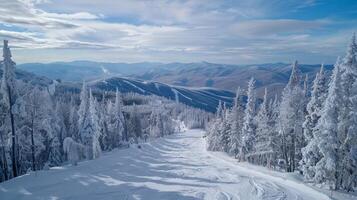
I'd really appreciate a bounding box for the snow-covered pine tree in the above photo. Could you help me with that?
[206,101,224,151]
[63,137,84,166]
[219,107,231,153]
[162,111,175,136]
[89,89,102,159]
[254,88,274,165]
[314,58,343,189]
[54,100,67,153]
[0,40,19,177]
[302,74,309,117]
[78,81,88,131]
[78,81,91,158]
[227,87,244,158]
[127,104,142,143]
[278,61,305,172]
[68,97,79,141]
[48,136,62,167]
[337,33,357,191]
[106,89,125,148]
[149,110,160,138]
[342,79,357,191]
[78,83,101,159]
[240,77,256,161]
[216,100,223,118]
[267,94,280,168]
[301,64,328,180]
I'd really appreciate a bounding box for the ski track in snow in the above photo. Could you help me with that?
[0,129,332,200]
[123,80,146,93]
[171,88,193,101]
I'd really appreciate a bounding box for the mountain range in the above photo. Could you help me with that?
[4,66,235,112]
[18,61,333,98]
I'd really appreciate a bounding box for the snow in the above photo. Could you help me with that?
[100,65,109,75]
[172,88,193,101]
[154,82,160,90]
[123,80,146,93]
[0,129,352,200]
[47,80,58,95]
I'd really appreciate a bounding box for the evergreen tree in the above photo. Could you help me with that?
[78,84,101,159]
[78,81,89,134]
[68,98,79,141]
[337,33,357,191]
[89,89,102,159]
[267,94,280,168]
[219,108,231,153]
[127,104,142,143]
[254,88,273,165]
[97,93,108,150]
[206,102,224,151]
[314,59,343,189]
[278,61,305,172]
[301,64,328,180]
[240,77,256,161]
[216,100,223,118]
[48,136,62,167]
[228,87,244,158]
[107,89,125,148]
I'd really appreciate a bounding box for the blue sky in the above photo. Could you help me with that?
[0,0,356,64]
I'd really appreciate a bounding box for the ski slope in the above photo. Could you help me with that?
[0,129,338,200]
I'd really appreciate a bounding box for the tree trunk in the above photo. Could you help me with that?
[7,85,17,177]
[281,133,289,172]
[30,116,36,171]
[292,136,296,172]
[0,144,8,181]
[0,130,9,181]
[123,121,128,142]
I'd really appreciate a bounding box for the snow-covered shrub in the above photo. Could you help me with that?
[63,137,84,166]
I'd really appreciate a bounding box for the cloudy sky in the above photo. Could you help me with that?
[0,0,356,64]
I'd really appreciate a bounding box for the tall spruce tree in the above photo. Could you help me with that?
[240,77,256,161]
[337,33,357,191]
[301,64,328,180]
[278,61,305,172]
[314,59,343,189]
[228,87,244,158]
[254,88,273,165]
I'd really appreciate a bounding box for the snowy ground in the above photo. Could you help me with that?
[0,129,354,200]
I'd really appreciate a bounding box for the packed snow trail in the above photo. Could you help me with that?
[0,129,331,200]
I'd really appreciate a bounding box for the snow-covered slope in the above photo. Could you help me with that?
[90,77,235,112]
[55,77,235,112]
[0,129,346,200]
[18,61,333,98]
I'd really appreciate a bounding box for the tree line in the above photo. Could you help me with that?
[206,35,357,192]
[0,40,211,182]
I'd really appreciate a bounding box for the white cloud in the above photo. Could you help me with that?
[229,19,329,37]
[40,12,100,20]
[0,0,355,64]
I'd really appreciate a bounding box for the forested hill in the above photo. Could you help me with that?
[0,66,234,112]
[18,61,333,98]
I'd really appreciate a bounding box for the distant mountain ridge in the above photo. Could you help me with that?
[56,77,235,112]
[18,61,333,97]
[5,65,234,112]
[94,77,236,112]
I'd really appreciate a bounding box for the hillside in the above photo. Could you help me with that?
[18,61,333,97]
[56,77,235,112]
[0,64,234,112]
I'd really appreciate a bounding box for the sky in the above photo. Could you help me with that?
[0,0,356,64]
